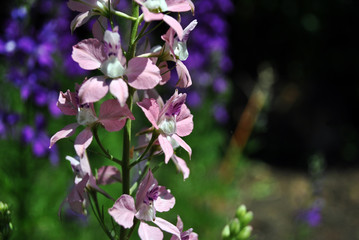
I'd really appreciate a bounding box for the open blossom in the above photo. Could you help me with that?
[161,19,198,88]
[72,29,162,105]
[109,169,181,240]
[171,216,198,240]
[137,90,193,178]
[49,87,134,157]
[134,0,194,40]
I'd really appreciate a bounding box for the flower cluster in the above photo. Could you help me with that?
[0,0,85,163]
[52,0,199,239]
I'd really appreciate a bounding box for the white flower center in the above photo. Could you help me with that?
[135,202,156,222]
[144,0,168,12]
[77,107,98,126]
[101,55,125,78]
[167,136,180,149]
[158,115,176,136]
[173,39,189,61]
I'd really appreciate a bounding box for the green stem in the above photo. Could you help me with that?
[129,131,158,168]
[113,10,138,21]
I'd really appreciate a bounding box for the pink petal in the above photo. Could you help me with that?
[175,60,192,88]
[78,76,109,104]
[74,128,93,157]
[171,155,190,180]
[137,98,160,129]
[92,16,108,41]
[138,222,163,240]
[97,165,122,185]
[79,150,92,177]
[70,11,94,33]
[182,19,198,42]
[98,99,134,132]
[163,15,184,41]
[68,174,89,215]
[126,57,161,90]
[67,0,97,12]
[158,134,174,163]
[159,61,171,85]
[142,6,164,22]
[153,217,181,239]
[176,105,193,137]
[49,123,79,148]
[57,90,78,116]
[109,195,136,228]
[166,0,194,12]
[171,134,191,157]
[72,38,106,70]
[135,170,157,208]
[154,186,175,212]
[176,215,184,232]
[109,78,129,107]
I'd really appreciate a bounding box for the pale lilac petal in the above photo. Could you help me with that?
[68,174,89,215]
[158,134,174,163]
[176,105,193,137]
[72,38,106,70]
[70,11,94,33]
[49,123,79,148]
[182,19,198,42]
[142,6,164,22]
[108,78,129,107]
[134,0,145,5]
[78,76,109,104]
[172,134,191,157]
[154,217,181,239]
[57,90,78,116]
[176,215,184,232]
[136,170,157,208]
[109,195,136,228]
[126,57,161,90]
[171,155,190,180]
[166,0,194,12]
[154,186,175,212]
[97,165,122,185]
[80,150,92,177]
[137,98,160,129]
[92,16,108,40]
[159,61,171,85]
[98,99,134,132]
[138,222,163,240]
[74,128,93,157]
[163,15,184,41]
[176,61,192,88]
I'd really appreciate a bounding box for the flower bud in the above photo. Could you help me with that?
[241,211,253,226]
[221,224,231,239]
[229,218,241,235]
[235,205,247,220]
[237,226,252,240]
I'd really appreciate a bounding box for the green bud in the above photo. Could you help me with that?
[241,211,253,226]
[0,201,13,240]
[222,224,231,239]
[235,205,247,219]
[229,218,241,235]
[237,226,253,240]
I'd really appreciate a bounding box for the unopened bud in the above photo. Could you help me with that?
[237,226,253,240]
[229,218,241,235]
[235,205,247,219]
[221,224,231,239]
[241,211,253,226]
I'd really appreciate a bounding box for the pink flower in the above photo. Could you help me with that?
[72,29,162,105]
[137,90,193,178]
[109,170,181,240]
[49,88,134,157]
[161,20,198,88]
[134,0,195,40]
[171,216,198,240]
[67,0,118,33]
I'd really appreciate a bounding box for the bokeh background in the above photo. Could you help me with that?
[1,0,359,239]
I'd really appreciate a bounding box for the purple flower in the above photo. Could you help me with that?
[213,77,228,93]
[213,104,229,124]
[21,126,35,143]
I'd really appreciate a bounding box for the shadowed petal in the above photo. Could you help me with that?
[92,16,108,40]
[68,174,90,215]
[154,217,181,239]
[137,98,160,129]
[109,195,136,228]
[109,78,129,107]
[154,186,175,212]
[74,128,93,157]
[172,134,191,157]
[138,222,163,240]
[126,57,161,90]
[67,0,97,12]
[70,11,94,33]
[57,90,78,116]
[176,61,192,88]
[50,122,79,148]
[135,170,157,208]
[97,165,122,185]
[72,38,106,70]
[158,134,173,164]
[78,76,109,104]
[171,155,190,180]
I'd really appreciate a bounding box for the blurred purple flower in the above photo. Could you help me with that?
[187,91,202,107]
[213,77,228,93]
[213,104,229,124]
[11,6,27,19]
[22,126,35,143]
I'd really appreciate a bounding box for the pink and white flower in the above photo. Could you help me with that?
[161,19,198,88]
[134,0,195,40]
[72,29,162,105]
[49,88,134,157]
[171,215,198,240]
[109,170,181,240]
[137,90,193,178]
